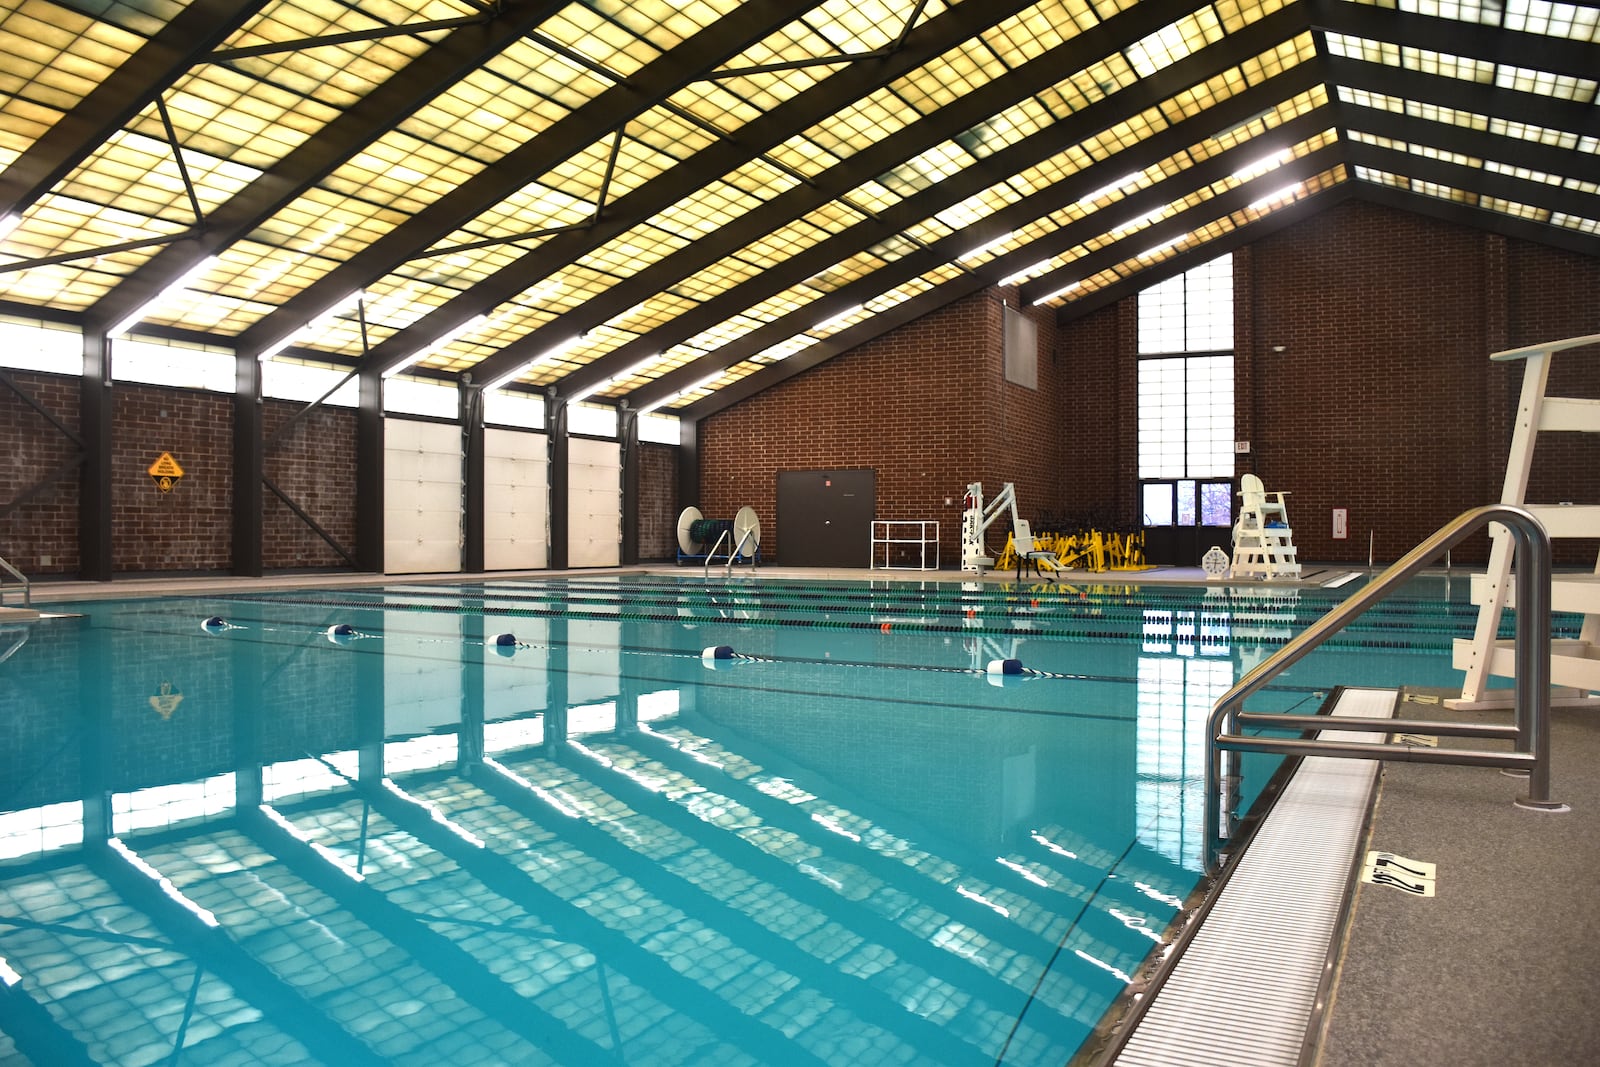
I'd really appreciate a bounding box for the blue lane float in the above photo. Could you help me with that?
[200,616,227,634]
[701,644,737,670]
[326,622,358,645]
[491,632,518,658]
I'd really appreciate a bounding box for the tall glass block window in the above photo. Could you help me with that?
[1137,254,1235,556]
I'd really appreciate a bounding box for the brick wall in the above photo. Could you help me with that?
[112,384,234,572]
[699,290,1061,564]
[694,205,1598,569]
[637,441,678,561]
[0,370,80,575]
[262,400,359,570]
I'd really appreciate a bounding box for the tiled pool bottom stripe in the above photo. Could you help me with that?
[196,592,1471,651]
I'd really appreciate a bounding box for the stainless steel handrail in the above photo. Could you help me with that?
[702,528,732,579]
[0,553,29,607]
[725,527,759,577]
[1203,504,1560,874]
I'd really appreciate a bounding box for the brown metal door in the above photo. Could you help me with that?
[776,469,877,566]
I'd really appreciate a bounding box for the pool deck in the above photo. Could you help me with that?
[7,562,1595,1065]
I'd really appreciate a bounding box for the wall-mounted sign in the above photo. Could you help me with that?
[148,452,184,493]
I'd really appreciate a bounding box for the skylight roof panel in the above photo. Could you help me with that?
[1325,32,1398,65]
[1339,85,1406,112]
[616,291,700,333]
[805,88,925,158]
[984,0,1097,58]
[56,129,256,223]
[1480,195,1548,219]
[650,179,765,239]
[159,66,337,170]
[1404,99,1488,130]
[626,103,723,161]
[1562,176,1599,196]
[736,218,831,267]
[665,78,771,137]
[760,134,840,182]
[1125,8,1224,79]
[442,181,594,250]
[808,0,924,52]
[841,179,906,217]
[1493,65,1596,101]
[1350,1,1498,26]
[1403,45,1495,82]
[1066,54,1141,108]
[1501,1,1600,41]
[722,156,804,201]
[1485,159,1558,184]
[541,138,662,204]
[537,3,662,78]
[1550,212,1599,233]
[1486,116,1579,148]
[1242,31,1318,80]
[670,257,763,299]
[577,229,690,284]
[892,45,1009,116]
[0,1,140,113]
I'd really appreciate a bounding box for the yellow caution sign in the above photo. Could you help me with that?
[148,452,184,493]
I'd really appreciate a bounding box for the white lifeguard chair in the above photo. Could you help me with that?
[1450,333,1600,709]
[1230,474,1301,579]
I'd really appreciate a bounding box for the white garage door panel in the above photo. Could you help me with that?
[566,438,619,568]
[485,428,547,571]
[385,419,461,574]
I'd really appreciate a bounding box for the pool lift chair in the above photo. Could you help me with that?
[961,481,1060,576]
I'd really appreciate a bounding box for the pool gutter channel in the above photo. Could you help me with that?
[1088,686,1396,1067]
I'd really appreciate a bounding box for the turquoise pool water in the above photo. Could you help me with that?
[0,573,1542,1065]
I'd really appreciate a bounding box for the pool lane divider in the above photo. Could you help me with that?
[194,601,1459,652]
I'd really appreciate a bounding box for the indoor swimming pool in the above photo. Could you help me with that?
[0,573,1545,1065]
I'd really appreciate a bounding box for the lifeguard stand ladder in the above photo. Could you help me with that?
[1229,475,1301,580]
[1450,332,1600,711]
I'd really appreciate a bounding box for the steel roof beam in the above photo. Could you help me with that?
[85,0,569,334]
[1325,57,1600,138]
[0,0,268,218]
[1343,105,1600,187]
[475,0,1274,393]
[1343,140,1600,220]
[233,0,826,359]
[1351,183,1600,261]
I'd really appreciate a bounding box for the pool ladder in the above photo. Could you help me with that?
[702,526,760,579]
[0,551,29,607]
[1204,503,1563,874]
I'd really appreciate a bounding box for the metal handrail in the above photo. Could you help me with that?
[725,527,759,577]
[702,528,732,579]
[0,553,29,607]
[1203,504,1559,874]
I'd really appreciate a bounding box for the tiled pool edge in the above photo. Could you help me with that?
[1108,687,1394,1066]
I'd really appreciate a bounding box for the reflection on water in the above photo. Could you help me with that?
[0,576,1501,1064]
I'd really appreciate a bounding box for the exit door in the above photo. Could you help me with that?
[1140,478,1234,566]
[776,469,876,566]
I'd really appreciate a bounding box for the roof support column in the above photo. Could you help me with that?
[355,368,384,573]
[79,331,112,582]
[462,383,485,573]
[233,355,263,576]
[620,405,639,566]
[677,417,699,526]
[548,395,568,570]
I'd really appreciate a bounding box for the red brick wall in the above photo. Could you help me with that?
[1243,200,1599,565]
[0,371,80,575]
[262,400,359,569]
[637,441,678,561]
[699,290,1062,564]
[701,199,1598,568]
[112,385,234,572]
